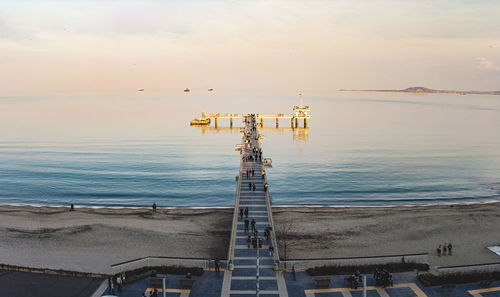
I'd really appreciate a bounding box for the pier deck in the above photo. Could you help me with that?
[221,115,288,297]
[191,105,310,128]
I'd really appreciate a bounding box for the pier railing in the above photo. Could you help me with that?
[225,134,246,269]
[263,185,280,267]
[110,256,228,274]
[435,262,500,275]
[280,253,428,270]
[259,133,281,268]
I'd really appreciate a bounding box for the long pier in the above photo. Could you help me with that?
[221,115,288,297]
[192,105,310,128]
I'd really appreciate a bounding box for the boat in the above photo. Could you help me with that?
[190,117,210,125]
[137,89,144,92]
[184,88,191,92]
[208,88,214,92]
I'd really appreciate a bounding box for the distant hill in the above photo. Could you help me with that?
[339,87,500,96]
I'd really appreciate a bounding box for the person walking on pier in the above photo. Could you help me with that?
[269,245,274,257]
[252,183,256,192]
[244,207,249,218]
[244,218,249,232]
[246,170,249,179]
[261,170,265,179]
[252,169,254,176]
[239,207,243,219]
[248,182,252,190]
[251,218,256,231]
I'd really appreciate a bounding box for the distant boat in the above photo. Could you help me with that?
[137,89,144,92]
[208,88,214,92]
[190,117,210,125]
[184,88,191,93]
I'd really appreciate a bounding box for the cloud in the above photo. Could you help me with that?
[477,57,500,72]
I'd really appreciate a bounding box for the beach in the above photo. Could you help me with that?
[0,205,232,274]
[273,203,500,268]
[0,203,499,274]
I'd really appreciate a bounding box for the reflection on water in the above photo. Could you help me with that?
[194,125,310,141]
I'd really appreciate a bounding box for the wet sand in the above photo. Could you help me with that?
[0,203,499,274]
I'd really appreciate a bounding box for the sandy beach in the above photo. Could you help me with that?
[0,206,232,274]
[0,203,499,274]
[273,203,500,268]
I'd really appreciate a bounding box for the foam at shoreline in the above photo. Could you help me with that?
[1,199,499,212]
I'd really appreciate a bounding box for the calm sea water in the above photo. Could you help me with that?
[1,92,499,207]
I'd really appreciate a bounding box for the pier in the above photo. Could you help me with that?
[190,106,310,128]
[221,114,288,297]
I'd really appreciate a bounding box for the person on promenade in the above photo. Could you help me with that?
[70,203,74,211]
[239,207,243,219]
[448,242,453,255]
[116,275,122,291]
[261,170,265,179]
[252,183,256,192]
[152,202,157,212]
[246,170,249,179]
[248,182,252,190]
[252,169,254,176]
[437,245,441,256]
[264,183,268,192]
[244,207,249,218]
[108,277,114,294]
[443,243,447,255]
[269,245,274,257]
[247,234,251,248]
[251,219,256,231]
[214,259,220,276]
[244,218,249,232]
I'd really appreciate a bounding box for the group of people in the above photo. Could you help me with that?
[243,154,256,162]
[239,206,249,219]
[344,269,393,289]
[248,182,257,192]
[244,217,256,232]
[437,242,453,256]
[108,272,126,294]
[374,268,393,287]
[246,169,255,178]
[252,147,263,161]
[345,270,363,289]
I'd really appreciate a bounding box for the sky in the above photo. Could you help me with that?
[1,0,499,95]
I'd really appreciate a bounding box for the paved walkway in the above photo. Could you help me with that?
[221,115,288,297]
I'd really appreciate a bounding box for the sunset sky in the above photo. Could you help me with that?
[1,0,499,95]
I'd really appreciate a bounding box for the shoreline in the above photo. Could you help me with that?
[1,199,499,211]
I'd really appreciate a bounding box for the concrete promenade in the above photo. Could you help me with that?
[221,115,288,297]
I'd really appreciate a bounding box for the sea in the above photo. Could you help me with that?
[1,91,499,207]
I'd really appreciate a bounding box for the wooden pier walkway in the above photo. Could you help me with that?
[221,115,288,297]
